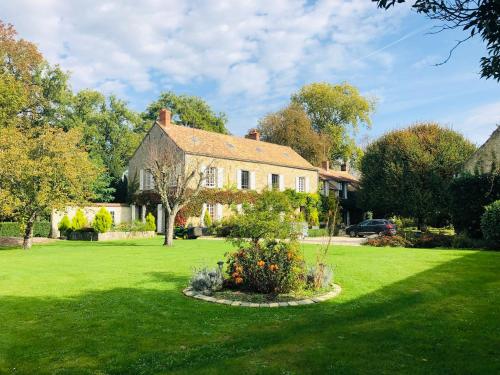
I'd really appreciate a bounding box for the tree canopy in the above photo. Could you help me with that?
[0,127,100,248]
[291,82,375,165]
[258,103,328,165]
[374,0,500,81]
[359,122,476,227]
[143,91,228,134]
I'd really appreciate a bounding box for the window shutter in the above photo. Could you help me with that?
[157,204,163,233]
[217,167,224,188]
[149,172,155,189]
[279,175,284,191]
[295,176,299,192]
[139,169,144,191]
[216,203,223,220]
[200,165,206,187]
[250,171,256,190]
[236,169,242,189]
[305,177,310,193]
[267,174,272,189]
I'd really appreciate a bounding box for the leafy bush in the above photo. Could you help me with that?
[189,267,224,295]
[307,228,328,237]
[450,172,499,238]
[212,216,238,237]
[225,240,305,294]
[481,200,500,245]
[308,208,319,227]
[145,213,156,231]
[92,208,113,233]
[113,220,153,232]
[203,209,212,227]
[365,235,411,247]
[228,190,295,247]
[0,222,51,237]
[412,232,453,248]
[306,264,333,289]
[58,215,72,233]
[71,209,87,231]
[451,234,494,249]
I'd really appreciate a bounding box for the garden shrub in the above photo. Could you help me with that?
[189,267,223,295]
[0,221,50,237]
[365,235,411,247]
[225,240,305,294]
[92,208,113,233]
[306,264,333,289]
[412,232,453,248]
[145,213,156,231]
[451,233,494,249]
[203,209,212,227]
[212,216,238,237]
[71,209,87,231]
[58,215,72,233]
[224,190,306,294]
[450,172,499,238]
[307,228,328,237]
[481,200,500,245]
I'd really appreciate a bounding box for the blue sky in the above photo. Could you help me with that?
[1,0,498,145]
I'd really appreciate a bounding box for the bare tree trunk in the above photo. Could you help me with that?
[23,216,35,250]
[164,212,176,246]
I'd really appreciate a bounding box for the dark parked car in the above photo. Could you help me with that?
[346,219,397,237]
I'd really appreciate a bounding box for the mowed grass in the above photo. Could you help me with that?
[0,238,498,375]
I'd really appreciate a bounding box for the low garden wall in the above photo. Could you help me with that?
[67,231,156,241]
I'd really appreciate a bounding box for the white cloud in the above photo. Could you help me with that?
[0,0,408,98]
[452,101,500,145]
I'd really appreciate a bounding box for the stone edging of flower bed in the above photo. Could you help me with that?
[183,284,341,307]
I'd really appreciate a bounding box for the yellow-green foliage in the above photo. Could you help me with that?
[145,212,156,231]
[93,207,113,233]
[204,209,212,227]
[58,215,72,232]
[71,209,87,230]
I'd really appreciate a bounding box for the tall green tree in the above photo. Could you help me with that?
[0,126,100,249]
[143,91,228,134]
[257,103,328,165]
[359,122,476,227]
[63,90,145,201]
[291,82,375,165]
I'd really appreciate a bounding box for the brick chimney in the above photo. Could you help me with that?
[341,163,347,171]
[158,108,171,127]
[321,160,329,171]
[246,129,260,141]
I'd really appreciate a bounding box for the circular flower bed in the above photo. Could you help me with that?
[183,283,341,308]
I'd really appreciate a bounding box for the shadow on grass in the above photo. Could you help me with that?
[0,251,499,374]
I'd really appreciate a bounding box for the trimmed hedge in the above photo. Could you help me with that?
[0,221,51,237]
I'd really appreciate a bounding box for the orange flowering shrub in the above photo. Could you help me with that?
[226,240,305,294]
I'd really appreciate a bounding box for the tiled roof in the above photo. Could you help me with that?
[318,168,359,184]
[158,122,316,170]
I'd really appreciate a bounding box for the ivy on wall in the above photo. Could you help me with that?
[132,188,322,222]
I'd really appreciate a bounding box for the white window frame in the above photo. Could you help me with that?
[297,176,306,193]
[205,167,217,188]
[206,203,215,222]
[240,170,250,190]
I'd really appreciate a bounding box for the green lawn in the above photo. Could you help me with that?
[0,238,498,374]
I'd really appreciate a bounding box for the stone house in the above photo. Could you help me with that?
[128,109,319,233]
[317,161,360,226]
